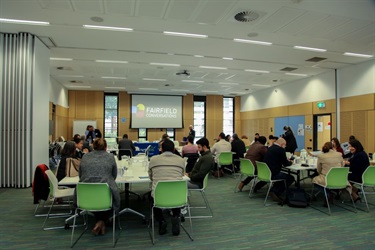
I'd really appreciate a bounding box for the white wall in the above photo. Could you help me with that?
[32,38,50,168]
[241,71,335,112]
[50,77,69,108]
[339,59,375,98]
[241,59,375,112]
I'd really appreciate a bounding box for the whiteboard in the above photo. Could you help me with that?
[73,120,97,137]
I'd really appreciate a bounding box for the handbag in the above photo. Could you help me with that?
[66,158,81,177]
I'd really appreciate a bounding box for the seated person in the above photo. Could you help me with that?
[238,136,267,191]
[148,139,185,236]
[312,142,344,206]
[211,132,231,175]
[263,138,294,202]
[343,139,370,202]
[56,141,77,182]
[182,135,199,173]
[231,133,246,172]
[118,133,136,159]
[74,137,88,159]
[78,138,120,235]
[241,135,251,148]
[331,137,344,157]
[185,137,214,189]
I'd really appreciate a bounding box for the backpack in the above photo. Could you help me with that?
[284,188,309,208]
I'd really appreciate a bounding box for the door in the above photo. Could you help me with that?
[313,114,331,151]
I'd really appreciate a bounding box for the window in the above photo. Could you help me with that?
[104,94,118,147]
[223,97,234,136]
[194,96,206,142]
[166,128,175,141]
[138,128,147,142]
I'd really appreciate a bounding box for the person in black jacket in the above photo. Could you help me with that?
[344,139,369,202]
[282,126,298,154]
[264,138,294,202]
[231,133,246,172]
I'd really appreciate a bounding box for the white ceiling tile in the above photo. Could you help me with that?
[71,0,103,12]
[165,0,201,21]
[136,0,169,18]
[278,11,329,35]
[193,0,235,24]
[39,0,72,10]
[300,15,351,38]
[256,7,304,32]
[105,0,134,16]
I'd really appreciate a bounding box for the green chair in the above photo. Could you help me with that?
[150,180,193,244]
[311,167,357,215]
[256,161,286,206]
[71,183,121,248]
[187,174,213,218]
[217,152,234,178]
[43,170,75,230]
[350,166,375,212]
[234,158,257,197]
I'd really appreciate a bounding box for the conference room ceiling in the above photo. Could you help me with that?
[0,0,374,96]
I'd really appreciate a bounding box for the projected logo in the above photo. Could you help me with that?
[132,103,145,118]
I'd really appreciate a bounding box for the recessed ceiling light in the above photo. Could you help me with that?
[0,18,49,25]
[285,73,308,77]
[142,78,166,81]
[105,87,126,89]
[139,88,158,90]
[182,80,204,83]
[343,52,373,58]
[245,69,270,73]
[252,84,271,87]
[219,82,239,85]
[150,62,180,67]
[194,55,204,58]
[95,60,128,63]
[199,66,228,70]
[101,76,127,79]
[293,46,327,52]
[222,57,233,60]
[233,38,272,46]
[163,31,208,38]
[68,86,91,88]
[83,25,133,31]
[58,75,84,77]
[201,90,218,93]
[50,57,73,61]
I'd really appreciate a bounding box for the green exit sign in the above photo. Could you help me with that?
[317,102,326,108]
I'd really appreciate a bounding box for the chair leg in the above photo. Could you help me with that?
[248,177,256,198]
[323,188,331,215]
[42,198,55,229]
[234,174,243,192]
[361,185,370,212]
[264,183,272,206]
[180,205,194,241]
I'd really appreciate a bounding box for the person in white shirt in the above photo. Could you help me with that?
[211,132,231,176]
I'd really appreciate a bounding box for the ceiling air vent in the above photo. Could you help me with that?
[306,57,327,62]
[70,80,83,84]
[280,67,298,72]
[57,66,73,71]
[234,11,260,22]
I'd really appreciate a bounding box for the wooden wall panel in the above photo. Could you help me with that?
[340,94,374,112]
[353,111,366,145]
[289,103,312,116]
[312,99,336,114]
[340,112,352,143]
[368,110,375,153]
[206,95,223,146]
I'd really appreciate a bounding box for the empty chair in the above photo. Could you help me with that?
[43,170,75,230]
